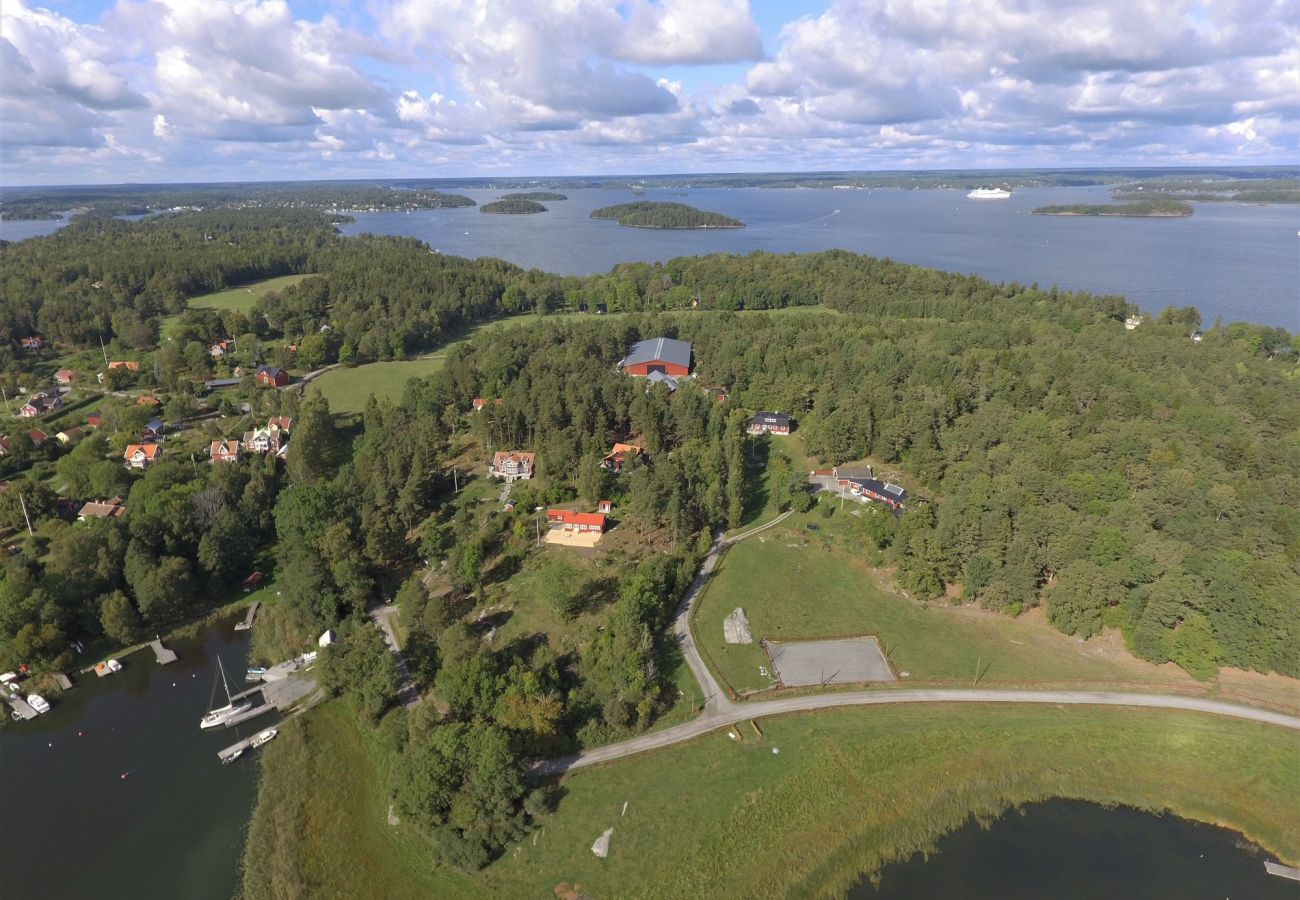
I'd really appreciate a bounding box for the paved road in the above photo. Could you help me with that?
[536,509,1300,776]
[369,603,421,709]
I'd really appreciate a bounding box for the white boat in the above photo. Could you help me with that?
[27,694,50,714]
[250,728,278,748]
[199,656,252,729]
[222,747,244,765]
[107,659,123,673]
[967,187,1012,199]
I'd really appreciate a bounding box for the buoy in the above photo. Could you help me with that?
[48,742,53,747]
[78,731,83,736]
[120,773,127,779]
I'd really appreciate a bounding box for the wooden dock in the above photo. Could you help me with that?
[150,638,178,665]
[3,692,38,720]
[1265,861,1300,881]
[214,652,320,761]
[233,600,260,632]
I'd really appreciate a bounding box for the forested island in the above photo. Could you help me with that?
[1033,198,1194,217]
[480,199,548,215]
[590,201,744,228]
[499,192,567,201]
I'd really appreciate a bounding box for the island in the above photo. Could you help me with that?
[499,191,567,201]
[480,199,548,215]
[1032,198,1194,217]
[590,201,744,228]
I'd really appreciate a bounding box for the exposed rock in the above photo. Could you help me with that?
[724,607,754,644]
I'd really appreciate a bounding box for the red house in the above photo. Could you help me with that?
[619,337,692,378]
[600,443,643,473]
[255,365,290,387]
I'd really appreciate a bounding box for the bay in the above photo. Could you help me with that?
[852,798,1293,899]
[0,620,258,900]
[339,186,1300,330]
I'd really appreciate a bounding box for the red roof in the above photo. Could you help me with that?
[546,509,607,528]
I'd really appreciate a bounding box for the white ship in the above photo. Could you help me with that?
[200,656,252,729]
[967,187,1012,199]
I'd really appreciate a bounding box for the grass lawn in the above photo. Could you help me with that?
[309,354,451,413]
[187,274,313,313]
[241,702,1300,899]
[695,512,1240,696]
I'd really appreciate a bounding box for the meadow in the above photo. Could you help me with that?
[187,274,313,312]
[239,701,1300,899]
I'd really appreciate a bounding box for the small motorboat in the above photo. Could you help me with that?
[250,728,278,748]
[245,666,268,682]
[27,694,50,714]
[222,747,244,765]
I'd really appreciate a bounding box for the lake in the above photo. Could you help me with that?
[854,798,1294,899]
[0,620,259,900]
[337,186,1300,331]
[4,188,1295,329]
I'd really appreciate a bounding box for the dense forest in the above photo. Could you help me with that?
[0,183,475,220]
[1033,198,1194,216]
[499,192,567,201]
[590,201,744,229]
[480,199,548,215]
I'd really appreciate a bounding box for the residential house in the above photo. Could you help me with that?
[255,365,289,387]
[202,377,243,393]
[600,442,644,473]
[56,427,85,445]
[242,420,290,457]
[210,440,242,463]
[546,509,608,534]
[747,412,793,436]
[53,369,76,385]
[472,398,486,412]
[19,394,59,418]
[143,419,165,438]
[123,444,162,469]
[209,339,234,357]
[78,497,126,521]
[619,336,692,377]
[268,416,294,432]
[645,370,679,391]
[86,412,103,428]
[1124,316,1144,330]
[242,571,265,592]
[28,429,48,447]
[832,465,907,511]
[20,336,44,352]
[491,450,535,482]
[137,395,161,408]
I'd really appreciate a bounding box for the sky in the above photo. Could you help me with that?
[2,0,1298,185]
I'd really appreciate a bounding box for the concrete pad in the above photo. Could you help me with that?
[545,528,604,548]
[767,637,895,686]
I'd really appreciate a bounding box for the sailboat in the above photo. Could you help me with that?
[199,655,252,729]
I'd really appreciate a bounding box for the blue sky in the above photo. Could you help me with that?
[2,0,1297,184]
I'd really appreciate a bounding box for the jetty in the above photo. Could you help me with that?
[214,652,320,762]
[233,600,260,632]
[1265,861,1300,881]
[150,637,178,665]
[3,692,38,720]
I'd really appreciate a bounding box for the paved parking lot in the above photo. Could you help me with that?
[766,636,895,686]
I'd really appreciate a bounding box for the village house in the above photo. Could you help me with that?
[472,398,486,411]
[56,427,85,445]
[123,443,162,469]
[19,393,60,418]
[86,412,103,428]
[20,336,44,352]
[137,395,161,408]
[546,509,608,534]
[202,377,243,394]
[1124,316,1144,330]
[491,450,535,482]
[832,465,908,511]
[645,370,679,391]
[619,337,693,378]
[210,440,242,463]
[143,419,166,439]
[747,411,793,436]
[254,365,290,388]
[209,339,234,357]
[600,442,644,473]
[243,419,291,457]
[78,497,126,521]
[54,369,76,385]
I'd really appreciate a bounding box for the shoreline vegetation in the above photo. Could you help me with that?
[589,201,745,229]
[480,199,548,215]
[237,703,1300,899]
[1033,198,1195,217]
[498,191,567,201]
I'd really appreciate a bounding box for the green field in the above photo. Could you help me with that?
[694,514,1223,695]
[240,702,1300,899]
[309,354,451,413]
[188,274,312,312]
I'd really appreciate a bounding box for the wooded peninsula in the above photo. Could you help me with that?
[590,201,744,229]
[499,192,567,201]
[1032,198,1195,217]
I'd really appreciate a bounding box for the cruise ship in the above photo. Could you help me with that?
[967,187,1012,199]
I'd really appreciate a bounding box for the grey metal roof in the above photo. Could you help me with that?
[621,337,692,370]
[646,370,679,390]
[751,411,792,425]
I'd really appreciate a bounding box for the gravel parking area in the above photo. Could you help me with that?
[766,636,895,686]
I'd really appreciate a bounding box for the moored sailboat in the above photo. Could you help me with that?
[199,656,252,729]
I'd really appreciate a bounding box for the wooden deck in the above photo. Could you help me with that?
[1265,861,1300,881]
[233,600,260,632]
[150,638,178,665]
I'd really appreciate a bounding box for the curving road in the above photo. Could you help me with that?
[536,510,1300,776]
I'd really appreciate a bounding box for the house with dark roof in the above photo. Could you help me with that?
[832,465,907,510]
[747,412,793,435]
[645,370,679,391]
[619,337,692,378]
[202,377,243,393]
[255,365,289,387]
